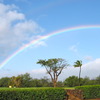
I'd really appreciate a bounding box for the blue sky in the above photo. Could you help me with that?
[0,0,100,80]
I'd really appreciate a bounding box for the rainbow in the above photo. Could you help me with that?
[0,25,100,69]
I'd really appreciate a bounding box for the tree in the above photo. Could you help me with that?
[0,77,11,87]
[19,73,32,87]
[64,76,79,87]
[30,79,42,87]
[81,76,90,85]
[74,60,82,86]
[95,75,100,84]
[10,76,22,87]
[39,77,51,87]
[37,58,69,87]
[57,81,64,87]
[9,73,32,87]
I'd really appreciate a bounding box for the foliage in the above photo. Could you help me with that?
[85,76,100,85]
[9,73,33,87]
[64,76,92,87]
[0,77,10,87]
[57,81,64,87]
[95,75,100,84]
[19,73,32,87]
[81,77,90,85]
[9,76,22,87]
[37,58,69,87]
[39,77,52,87]
[0,73,99,87]
[74,60,82,68]
[75,85,100,99]
[30,79,42,87]
[64,76,79,87]
[0,87,66,100]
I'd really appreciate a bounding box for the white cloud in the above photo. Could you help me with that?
[84,56,93,61]
[32,68,46,74]
[69,45,78,52]
[33,41,47,48]
[82,58,100,78]
[36,14,47,21]
[0,3,44,58]
[28,68,49,79]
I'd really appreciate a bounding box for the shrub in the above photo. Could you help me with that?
[0,87,66,100]
[75,85,100,99]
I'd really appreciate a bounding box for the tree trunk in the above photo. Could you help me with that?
[53,81,57,87]
[79,66,81,86]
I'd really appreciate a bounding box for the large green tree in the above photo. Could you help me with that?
[9,73,32,87]
[74,60,82,86]
[19,73,32,87]
[37,58,69,87]
[64,76,79,87]
[81,76,90,85]
[9,76,22,87]
[0,77,11,87]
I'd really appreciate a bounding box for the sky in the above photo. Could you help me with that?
[0,0,100,81]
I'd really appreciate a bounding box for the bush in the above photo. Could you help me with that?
[0,87,66,100]
[75,85,100,99]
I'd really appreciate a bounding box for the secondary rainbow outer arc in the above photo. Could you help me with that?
[1,25,100,69]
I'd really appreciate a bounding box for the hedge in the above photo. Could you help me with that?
[0,87,66,100]
[75,85,100,99]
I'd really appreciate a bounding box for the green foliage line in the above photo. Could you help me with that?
[75,85,100,99]
[0,73,100,87]
[0,88,66,100]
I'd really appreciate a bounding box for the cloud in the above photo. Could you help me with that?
[69,44,78,52]
[82,58,100,78]
[36,14,47,21]
[29,68,50,79]
[33,41,47,48]
[0,3,44,59]
[84,56,93,61]
[32,68,46,74]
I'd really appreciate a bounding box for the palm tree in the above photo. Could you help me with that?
[74,60,82,86]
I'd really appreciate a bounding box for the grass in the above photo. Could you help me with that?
[0,87,75,90]
[64,87,75,89]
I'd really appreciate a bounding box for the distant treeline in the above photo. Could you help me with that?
[0,73,99,87]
